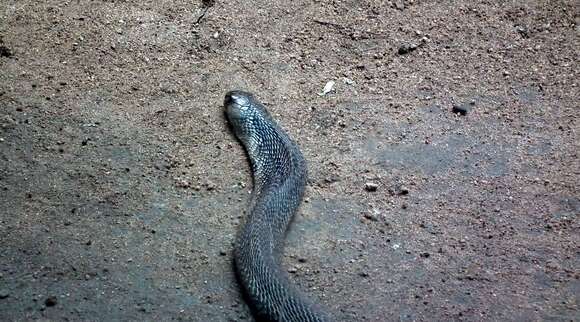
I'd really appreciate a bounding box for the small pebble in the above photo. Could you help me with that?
[398,43,418,55]
[364,212,379,221]
[364,182,378,192]
[0,46,12,58]
[397,186,409,195]
[0,289,9,299]
[393,0,404,10]
[44,296,58,307]
[452,104,470,116]
[204,181,216,191]
[515,25,529,38]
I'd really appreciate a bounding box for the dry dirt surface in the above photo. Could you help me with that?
[1,0,579,321]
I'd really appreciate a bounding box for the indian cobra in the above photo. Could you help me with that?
[225,91,330,322]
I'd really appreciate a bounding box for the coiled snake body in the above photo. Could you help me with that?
[225,91,330,322]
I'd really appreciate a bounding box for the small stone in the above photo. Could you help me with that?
[0,46,13,58]
[515,25,529,38]
[298,257,307,263]
[452,104,470,116]
[364,182,378,192]
[397,186,409,195]
[359,271,369,277]
[175,178,191,188]
[398,43,418,55]
[393,0,404,10]
[420,252,430,258]
[363,212,379,221]
[0,289,9,299]
[219,250,227,256]
[287,267,297,274]
[204,181,216,191]
[323,174,340,184]
[44,296,58,307]
[153,162,169,170]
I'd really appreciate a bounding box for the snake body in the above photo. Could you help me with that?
[225,91,329,322]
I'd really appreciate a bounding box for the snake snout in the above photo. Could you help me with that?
[225,90,252,109]
[225,90,257,141]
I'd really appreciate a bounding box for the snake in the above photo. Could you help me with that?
[225,91,330,322]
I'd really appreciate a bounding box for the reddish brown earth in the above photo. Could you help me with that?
[0,0,578,321]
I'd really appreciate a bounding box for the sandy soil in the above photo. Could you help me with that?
[0,0,578,321]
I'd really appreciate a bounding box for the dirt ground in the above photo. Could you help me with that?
[0,0,578,321]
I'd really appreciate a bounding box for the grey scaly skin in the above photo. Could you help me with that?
[225,91,330,322]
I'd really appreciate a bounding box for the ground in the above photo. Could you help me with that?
[0,0,578,321]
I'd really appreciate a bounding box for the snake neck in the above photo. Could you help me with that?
[234,120,329,321]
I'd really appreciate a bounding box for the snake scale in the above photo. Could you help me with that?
[225,91,330,322]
